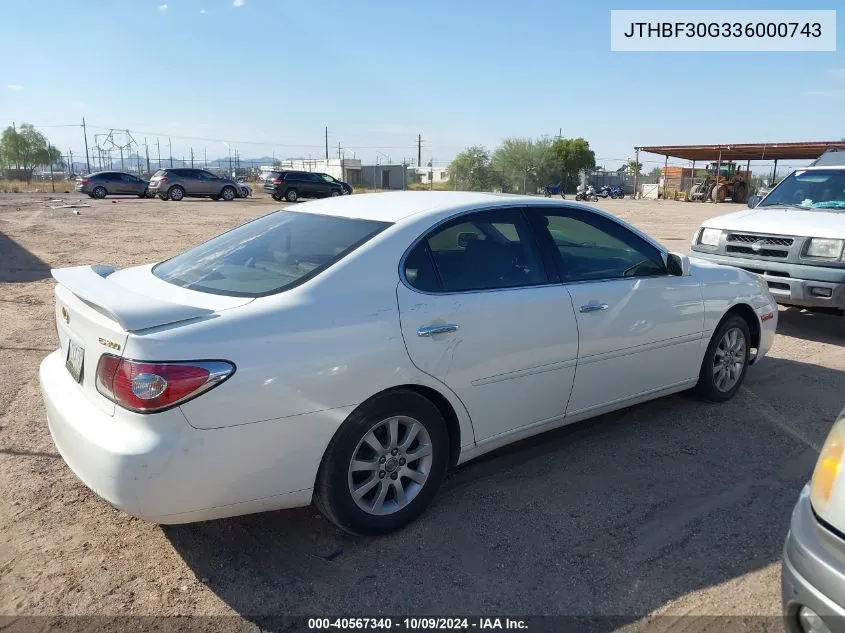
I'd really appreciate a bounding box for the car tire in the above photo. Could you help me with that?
[221,185,236,201]
[315,389,449,536]
[168,185,185,201]
[272,194,282,201]
[693,314,751,402]
[92,186,107,199]
[211,195,220,201]
[285,188,298,202]
[158,194,168,201]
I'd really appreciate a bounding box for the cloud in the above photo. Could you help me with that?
[7,84,23,91]
[199,8,206,13]
[805,89,845,96]
[157,4,167,11]
[70,100,86,109]
[233,0,245,6]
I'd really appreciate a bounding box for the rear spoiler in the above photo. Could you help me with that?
[51,265,214,332]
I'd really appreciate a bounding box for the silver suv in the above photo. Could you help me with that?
[148,168,243,202]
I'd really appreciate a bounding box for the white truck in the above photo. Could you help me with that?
[690,149,845,314]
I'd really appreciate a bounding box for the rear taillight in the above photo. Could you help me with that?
[272,178,282,184]
[78,178,90,184]
[96,355,234,413]
[159,176,169,183]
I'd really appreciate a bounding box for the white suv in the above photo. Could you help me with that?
[691,149,845,313]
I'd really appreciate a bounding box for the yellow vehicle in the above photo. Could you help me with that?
[687,162,750,203]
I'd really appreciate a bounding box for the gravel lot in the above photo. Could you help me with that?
[1,192,843,628]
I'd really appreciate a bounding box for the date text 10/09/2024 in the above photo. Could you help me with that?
[307,618,528,630]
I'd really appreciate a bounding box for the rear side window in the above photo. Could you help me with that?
[405,208,547,293]
[152,170,165,177]
[153,211,391,297]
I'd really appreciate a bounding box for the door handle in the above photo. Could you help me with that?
[417,324,459,337]
[579,303,609,313]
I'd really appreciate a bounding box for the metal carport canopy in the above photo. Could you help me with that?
[635,141,845,162]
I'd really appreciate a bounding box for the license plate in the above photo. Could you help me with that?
[66,339,84,384]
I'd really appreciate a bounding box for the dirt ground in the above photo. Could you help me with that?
[1,192,843,628]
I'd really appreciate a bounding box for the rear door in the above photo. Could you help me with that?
[527,206,705,415]
[397,207,579,444]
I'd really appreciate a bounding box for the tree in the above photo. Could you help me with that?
[625,160,643,175]
[647,166,663,179]
[491,137,555,194]
[0,123,62,183]
[448,145,491,191]
[550,137,596,191]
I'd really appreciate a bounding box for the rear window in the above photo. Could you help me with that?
[152,211,391,297]
[152,169,166,177]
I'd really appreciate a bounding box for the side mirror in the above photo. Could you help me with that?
[747,195,761,208]
[667,252,691,276]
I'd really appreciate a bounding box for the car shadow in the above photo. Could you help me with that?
[163,356,842,630]
[776,306,844,345]
[0,232,51,282]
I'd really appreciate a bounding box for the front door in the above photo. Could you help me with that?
[397,207,579,444]
[526,206,705,415]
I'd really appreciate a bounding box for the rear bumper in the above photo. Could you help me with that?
[40,350,321,523]
[782,486,845,632]
[691,252,845,310]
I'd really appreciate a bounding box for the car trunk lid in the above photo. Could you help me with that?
[51,264,251,414]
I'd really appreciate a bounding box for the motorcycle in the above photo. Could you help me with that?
[610,185,625,199]
[575,184,598,202]
[543,183,565,198]
[598,185,612,198]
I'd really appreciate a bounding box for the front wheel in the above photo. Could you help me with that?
[693,314,751,401]
[272,193,282,201]
[330,190,341,197]
[221,185,236,201]
[315,389,449,535]
[92,186,107,199]
[285,188,298,202]
[158,194,168,201]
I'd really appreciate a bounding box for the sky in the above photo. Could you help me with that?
[0,0,843,171]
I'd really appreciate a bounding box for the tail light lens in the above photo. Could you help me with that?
[272,178,282,184]
[159,176,169,183]
[78,178,90,184]
[96,355,235,413]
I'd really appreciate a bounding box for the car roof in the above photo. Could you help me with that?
[285,191,612,224]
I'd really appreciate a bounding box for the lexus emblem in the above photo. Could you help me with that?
[751,240,766,252]
[60,306,69,323]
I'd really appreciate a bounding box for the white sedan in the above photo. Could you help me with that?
[40,192,778,535]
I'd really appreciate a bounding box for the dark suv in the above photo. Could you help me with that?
[148,168,242,202]
[263,171,346,202]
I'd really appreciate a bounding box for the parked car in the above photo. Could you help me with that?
[148,168,242,202]
[782,407,845,632]
[691,150,845,313]
[262,170,345,202]
[238,183,253,198]
[75,171,149,199]
[40,192,776,534]
[318,172,353,195]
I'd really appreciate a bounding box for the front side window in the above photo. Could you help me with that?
[534,210,666,281]
[320,174,336,183]
[760,169,845,210]
[153,211,391,297]
[405,209,547,292]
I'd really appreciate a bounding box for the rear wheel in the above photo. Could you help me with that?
[158,194,168,201]
[168,185,185,201]
[732,182,747,204]
[693,314,751,401]
[221,185,236,201]
[285,188,298,202]
[272,193,282,201]
[315,389,449,535]
[92,186,107,199]
[712,184,726,203]
[138,188,148,199]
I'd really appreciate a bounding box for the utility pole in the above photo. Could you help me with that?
[68,149,74,176]
[144,138,151,175]
[204,148,207,168]
[190,147,194,168]
[119,146,125,170]
[337,141,341,159]
[156,138,161,169]
[325,126,329,160]
[82,118,91,173]
[429,160,434,191]
[168,137,173,167]
[48,143,55,193]
[418,134,422,168]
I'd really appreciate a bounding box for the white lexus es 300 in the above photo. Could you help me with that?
[40,192,777,534]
